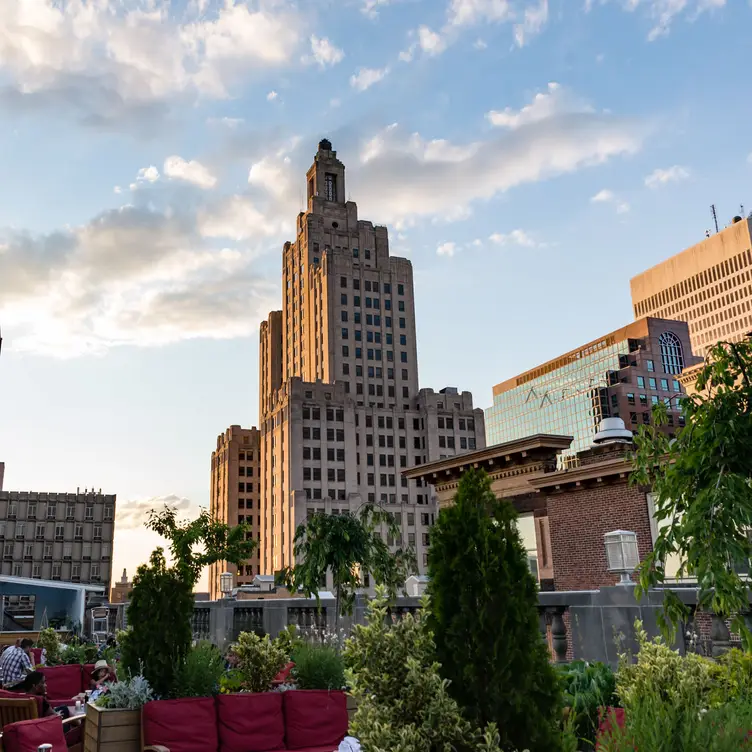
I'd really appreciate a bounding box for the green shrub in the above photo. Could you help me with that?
[172,642,225,698]
[598,690,752,752]
[219,669,244,695]
[275,624,301,659]
[344,586,502,752]
[291,643,344,690]
[559,661,617,749]
[232,631,287,693]
[427,468,562,752]
[95,675,154,710]
[616,621,714,712]
[36,628,61,666]
[710,648,752,704]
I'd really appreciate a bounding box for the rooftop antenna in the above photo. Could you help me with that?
[741,204,746,218]
[711,204,719,234]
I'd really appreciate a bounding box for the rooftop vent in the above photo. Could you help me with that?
[733,216,743,224]
[593,417,633,446]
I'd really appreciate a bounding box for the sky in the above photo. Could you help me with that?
[0,0,750,592]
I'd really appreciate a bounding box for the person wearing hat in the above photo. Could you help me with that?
[90,660,112,691]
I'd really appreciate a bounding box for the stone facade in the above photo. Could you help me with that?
[0,490,116,594]
[208,426,261,600]
[257,140,485,583]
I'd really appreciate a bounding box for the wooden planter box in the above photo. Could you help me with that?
[84,704,141,752]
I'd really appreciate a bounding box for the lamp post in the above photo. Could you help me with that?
[220,571,234,599]
[604,530,639,585]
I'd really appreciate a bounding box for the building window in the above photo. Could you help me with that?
[660,378,669,391]
[637,376,645,388]
[627,393,635,405]
[659,331,685,375]
[324,173,337,202]
[649,377,657,390]
[646,359,655,372]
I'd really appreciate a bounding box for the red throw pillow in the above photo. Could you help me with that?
[41,665,83,701]
[142,697,218,752]
[217,693,285,752]
[2,715,67,752]
[283,691,348,751]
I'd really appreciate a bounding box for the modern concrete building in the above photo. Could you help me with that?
[485,317,700,465]
[0,464,4,493]
[631,216,752,358]
[0,490,116,595]
[208,426,261,600]
[258,140,485,581]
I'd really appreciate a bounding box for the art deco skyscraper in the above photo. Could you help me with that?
[258,140,485,579]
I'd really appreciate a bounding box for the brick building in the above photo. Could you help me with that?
[208,426,261,600]
[405,419,658,592]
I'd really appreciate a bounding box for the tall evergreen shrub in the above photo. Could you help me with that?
[427,468,562,752]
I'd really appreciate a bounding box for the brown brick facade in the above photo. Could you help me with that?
[546,481,654,591]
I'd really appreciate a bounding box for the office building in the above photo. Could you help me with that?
[258,140,485,580]
[0,463,4,493]
[631,216,752,358]
[485,318,700,464]
[110,568,131,604]
[0,489,116,594]
[208,426,261,600]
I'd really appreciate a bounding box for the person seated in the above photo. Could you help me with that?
[6,670,56,717]
[90,660,112,690]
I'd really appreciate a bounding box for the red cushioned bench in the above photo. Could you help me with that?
[142,690,348,752]
[1,713,84,752]
[39,664,117,708]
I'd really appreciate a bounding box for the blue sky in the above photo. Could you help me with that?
[0,0,750,589]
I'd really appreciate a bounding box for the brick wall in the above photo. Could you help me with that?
[546,481,654,591]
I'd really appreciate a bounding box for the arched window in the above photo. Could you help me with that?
[659,331,684,375]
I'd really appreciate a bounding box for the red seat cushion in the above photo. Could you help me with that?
[2,715,67,752]
[217,693,285,752]
[597,707,626,750]
[142,697,218,752]
[283,691,347,751]
[29,649,43,667]
[41,665,83,704]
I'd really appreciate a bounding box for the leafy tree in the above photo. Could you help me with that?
[427,468,562,752]
[344,586,502,752]
[121,507,254,697]
[278,504,416,625]
[632,340,752,648]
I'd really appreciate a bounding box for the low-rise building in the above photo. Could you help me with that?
[405,419,661,592]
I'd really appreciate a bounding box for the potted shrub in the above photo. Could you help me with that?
[84,676,153,752]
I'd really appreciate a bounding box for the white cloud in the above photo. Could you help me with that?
[448,0,514,27]
[473,38,488,49]
[586,0,727,41]
[208,117,245,128]
[418,26,447,55]
[0,0,302,126]
[136,166,160,183]
[350,67,389,91]
[352,96,645,225]
[489,229,537,247]
[591,188,630,213]
[114,186,122,195]
[308,35,344,68]
[644,165,690,188]
[163,156,217,189]
[267,90,279,101]
[0,201,279,357]
[514,0,549,47]
[362,0,392,18]
[748,152,752,164]
[437,241,457,257]
[117,494,195,530]
[487,83,590,129]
